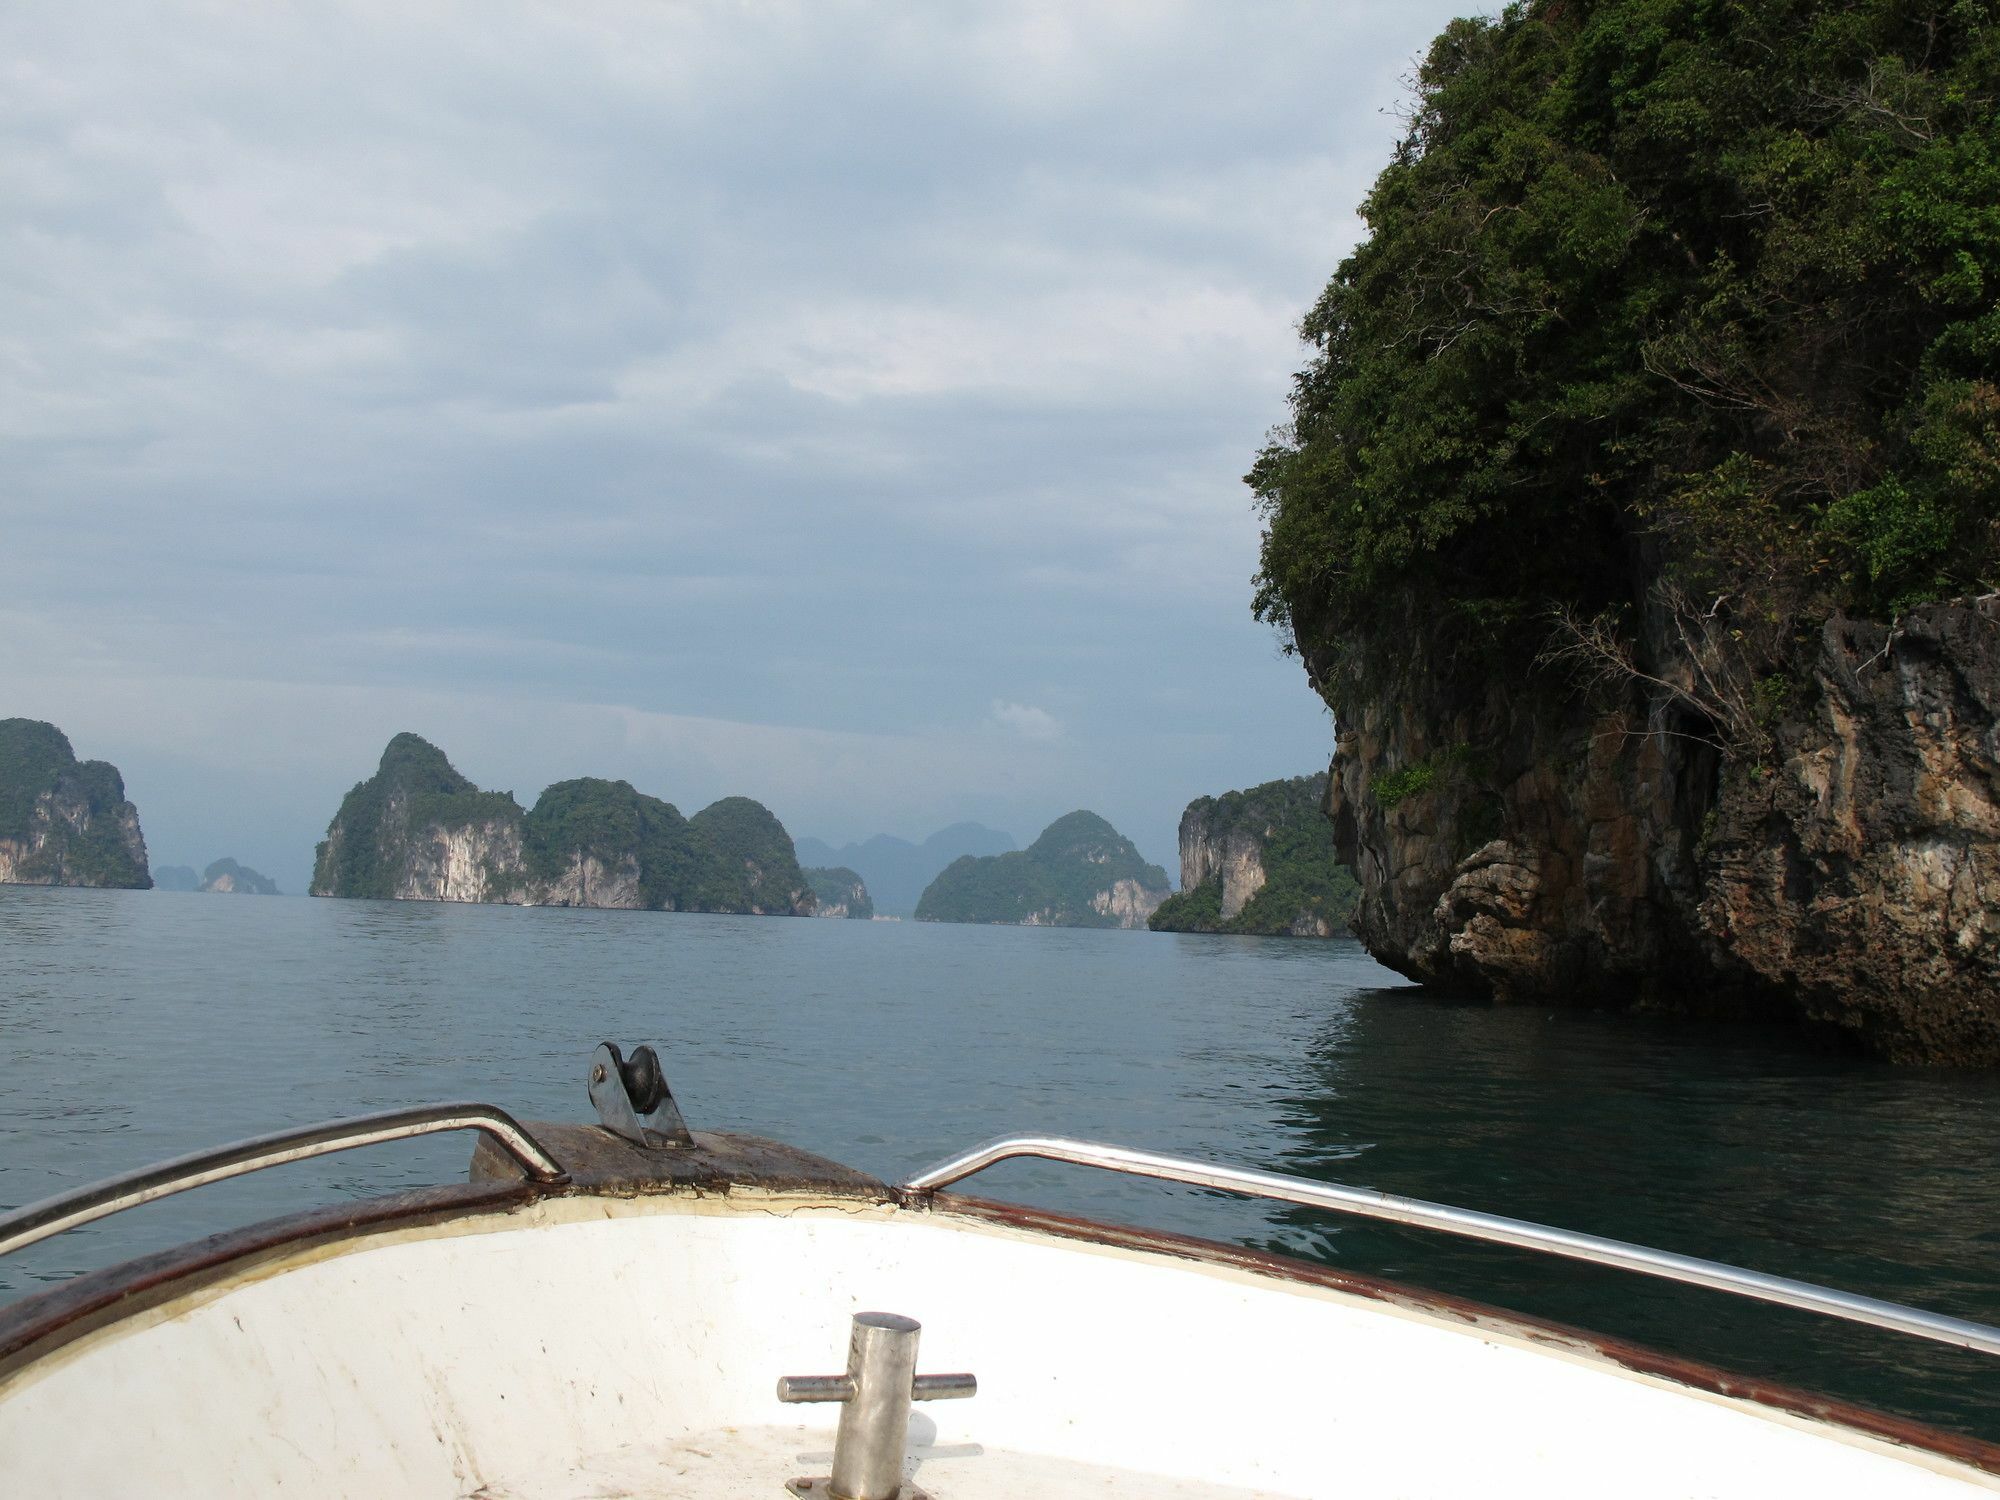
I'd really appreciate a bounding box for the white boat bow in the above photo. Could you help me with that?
[0,1043,1994,1498]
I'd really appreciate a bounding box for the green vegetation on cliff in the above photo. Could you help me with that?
[0,718,150,888]
[916,811,1169,927]
[805,865,875,919]
[689,797,815,914]
[1252,0,2000,693]
[313,734,812,914]
[1150,774,1360,937]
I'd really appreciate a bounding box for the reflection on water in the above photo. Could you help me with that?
[1263,988,2000,1437]
[1,886,1995,1439]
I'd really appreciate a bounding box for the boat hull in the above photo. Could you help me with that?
[1,1143,1994,1498]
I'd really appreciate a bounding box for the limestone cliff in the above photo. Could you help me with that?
[0,719,150,889]
[312,734,815,916]
[1242,3,2000,1062]
[1320,597,2000,1064]
[915,811,1169,929]
[1186,822,1269,921]
[1151,774,1359,938]
[311,735,526,902]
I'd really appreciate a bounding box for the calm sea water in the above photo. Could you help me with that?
[3,886,1997,1439]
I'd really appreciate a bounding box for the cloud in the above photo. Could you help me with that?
[990,700,1063,743]
[0,0,1471,878]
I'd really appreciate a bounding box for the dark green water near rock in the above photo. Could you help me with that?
[2,885,1996,1440]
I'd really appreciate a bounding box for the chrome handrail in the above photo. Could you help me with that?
[0,1103,568,1260]
[904,1135,2000,1359]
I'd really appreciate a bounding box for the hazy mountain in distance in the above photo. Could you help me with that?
[794,822,1015,915]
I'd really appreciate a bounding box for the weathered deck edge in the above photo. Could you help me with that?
[0,1125,1990,1479]
[0,1124,889,1387]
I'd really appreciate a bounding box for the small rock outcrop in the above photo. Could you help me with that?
[0,719,150,889]
[199,858,280,895]
[805,866,874,919]
[1150,773,1359,937]
[915,811,1169,929]
[311,734,815,916]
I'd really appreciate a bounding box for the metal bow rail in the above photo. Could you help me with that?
[903,1134,2000,1360]
[0,1103,567,1260]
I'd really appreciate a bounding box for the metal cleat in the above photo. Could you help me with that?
[779,1311,977,1500]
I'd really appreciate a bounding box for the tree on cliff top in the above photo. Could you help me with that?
[0,719,79,838]
[1253,0,2000,706]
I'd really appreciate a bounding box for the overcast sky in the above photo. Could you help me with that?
[3,1,1472,894]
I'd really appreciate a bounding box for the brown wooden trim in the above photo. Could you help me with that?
[0,1180,537,1385]
[0,1124,887,1387]
[926,1191,2000,1477]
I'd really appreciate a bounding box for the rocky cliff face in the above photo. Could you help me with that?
[381,811,529,904]
[1322,597,2000,1064]
[0,719,150,889]
[1183,823,1267,920]
[1089,877,1167,927]
[534,852,643,909]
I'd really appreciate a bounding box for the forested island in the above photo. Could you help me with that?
[916,811,1169,929]
[1150,774,1359,938]
[197,859,280,895]
[1251,1,1999,1062]
[0,718,150,889]
[159,859,281,894]
[804,866,874,919]
[311,733,815,915]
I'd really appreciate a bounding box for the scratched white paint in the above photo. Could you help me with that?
[0,1193,1991,1498]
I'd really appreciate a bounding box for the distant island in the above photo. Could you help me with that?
[198,858,280,895]
[0,718,150,889]
[311,733,815,915]
[157,859,281,894]
[916,811,1168,929]
[804,866,874,919]
[794,823,1015,915]
[1149,774,1358,938]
